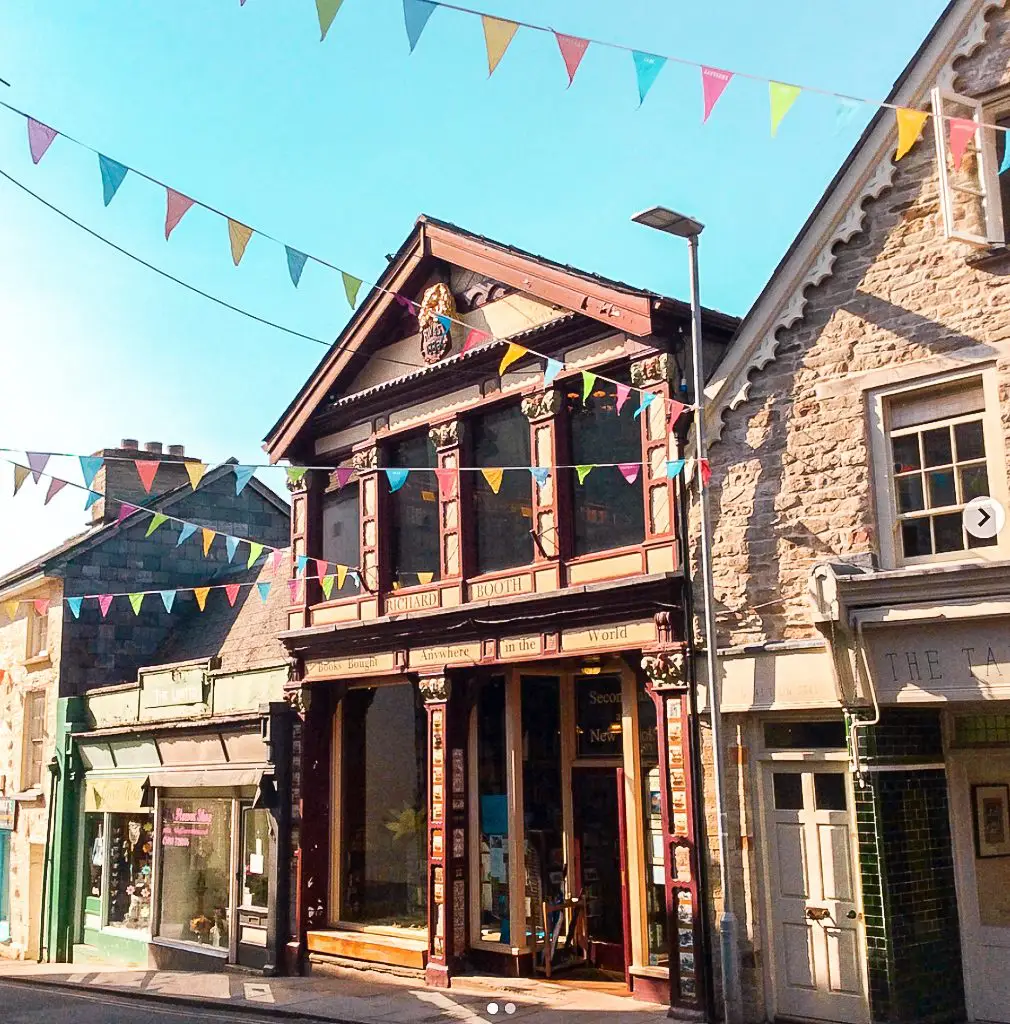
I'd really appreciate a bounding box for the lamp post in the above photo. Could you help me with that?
[632,206,742,1024]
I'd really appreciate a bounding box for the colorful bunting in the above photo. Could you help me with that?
[234,464,256,494]
[699,458,712,486]
[225,583,241,607]
[247,542,264,568]
[404,0,436,52]
[463,329,490,353]
[948,117,976,172]
[316,0,345,40]
[701,66,733,122]
[895,107,928,161]
[27,118,57,164]
[618,463,640,484]
[80,455,103,488]
[544,358,564,387]
[315,559,328,581]
[5,600,19,621]
[194,586,210,611]
[135,460,159,493]
[117,503,139,525]
[499,342,527,375]
[482,15,519,76]
[333,466,355,489]
[581,371,597,402]
[67,597,83,619]
[555,33,590,87]
[575,465,593,485]
[296,554,309,575]
[435,467,457,499]
[417,571,434,585]
[342,272,362,309]
[270,549,284,573]
[634,391,656,419]
[225,535,240,562]
[185,462,207,490]
[834,97,862,135]
[320,574,335,599]
[336,564,348,590]
[385,468,410,493]
[256,582,271,603]
[615,383,631,415]
[286,466,308,486]
[160,590,177,613]
[436,314,452,335]
[34,598,50,617]
[202,528,215,557]
[288,578,302,603]
[98,594,114,618]
[632,51,666,106]
[769,82,801,137]
[165,189,196,239]
[128,592,144,616]
[286,246,309,287]
[13,465,29,496]
[85,490,101,510]
[98,155,128,206]
[27,452,50,483]
[668,399,687,423]
[145,512,168,537]
[482,467,504,494]
[530,467,550,487]
[1000,143,1010,175]
[228,220,254,266]
[44,478,66,505]
[177,522,198,546]
[666,458,686,479]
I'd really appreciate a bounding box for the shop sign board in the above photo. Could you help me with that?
[304,651,398,679]
[560,619,656,654]
[575,675,624,758]
[0,798,16,831]
[498,634,542,659]
[386,589,440,614]
[142,667,205,709]
[408,642,482,669]
[85,777,147,814]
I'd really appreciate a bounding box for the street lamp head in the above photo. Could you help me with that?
[631,205,704,238]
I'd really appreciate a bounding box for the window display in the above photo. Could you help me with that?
[476,677,509,944]
[637,685,669,966]
[242,807,269,909]
[107,814,153,931]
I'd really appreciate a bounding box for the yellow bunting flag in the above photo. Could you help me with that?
[895,107,929,160]
[202,528,215,556]
[185,462,207,489]
[769,82,801,137]
[194,587,210,611]
[482,467,505,494]
[13,465,29,495]
[499,342,527,376]
[581,371,596,402]
[336,564,348,590]
[228,219,254,266]
[576,465,593,484]
[482,15,519,76]
[320,575,335,600]
[4,600,19,621]
[417,571,434,586]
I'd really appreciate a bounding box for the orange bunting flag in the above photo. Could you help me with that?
[194,587,210,611]
[417,571,434,586]
[228,220,254,266]
[699,458,713,486]
[948,117,976,171]
[185,462,207,490]
[895,107,929,161]
[202,528,215,557]
[499,342,527,375]
[555,32,590,87]
[483,15,519,76]
[482,467,505,494]
[135,460,159,494]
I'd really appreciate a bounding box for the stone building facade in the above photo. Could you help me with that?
[696,2,1010,1022]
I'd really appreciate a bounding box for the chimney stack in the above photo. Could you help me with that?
[144,441,163,455]
[89,441,199,525]
[168,444,185,457]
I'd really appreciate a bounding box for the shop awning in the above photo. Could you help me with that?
[140,768,275,807]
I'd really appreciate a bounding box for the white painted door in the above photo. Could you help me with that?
[763,765,868,1024]
[949,752,1010,1023]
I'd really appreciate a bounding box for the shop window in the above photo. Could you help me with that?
[637,684,668,967]
[83,814,104,930]
[22,690,46,790]
[158,797,233,948]
[575,675,623,759]
[764,720,846,749]
[321,484,361,596]
[475,677,509,945]
[388,434,439,587]
[471,404,533,575]
[26,605,48,660]
[953,714,1010,747]
[567,374,645,556]
[0,830,10,943]
[341,683,428,930]
[107,815,154,931]
[241,808,270,910]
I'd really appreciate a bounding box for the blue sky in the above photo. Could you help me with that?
[0,0,946,575]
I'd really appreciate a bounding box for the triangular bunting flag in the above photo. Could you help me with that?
[417,571,434,586]
[27,452,50,483]
[615,383,631,415]
[1000,142,1010,175]
[202,528,215,556]
[482,15,519,76]
[233,464,255,494]
[315,559,328,581]
[835,97,862,136]
[135,459,159,493]
[555,33,590,87]
[117,503,139,525]
[342,272,362,309]
[499,342,527,375]
[256,582,271,603]
[531,467,550,487]
[385,468,410,493]
[85,490,101,510]
[395,294,417,316]
[668,399,687,423]
[128,593,144,616]
[296,554,309,575]
[145,512,168,538]
[948,117,976,172]
[160,590,177,613]
[769,82,801,137]
[699,458,712,486]
[286,246,308,287]
[177,522,198,546]
[194,587,210,611]
[13,465,29,496]
[185,462,207,489]
[404,0,436,52]
[79,454,103,488]
[544,358,564,387]
[225,583,241,607]
[895,108,929,161]
[225,535,240,562]
[247,542,264,568]
[288,578,302,603]
[286,466,308,486]
[666,458,686,480]
[334,466,355,489]
[348,571,361,590]
[33,598,50,617]
[165,189,196,239]
[436,314,452,335]
[98,155,128,206]
[320,575,335,600]
[581,371,597,402]
[44,478,67,505]
[336,564,348,590]
[27,118,58,164]
[632,51,666,106]
[67,596,83,619]
[228,220,254,266]
[619,463,640,484]
[4,600,19,621]
[701,66,734,122]
[270,549,283,573]
[463,329,490,353]
[316,0,345,40]
[98,594,114,618]
[435,468,457,499]
[482,467,504,494]
[634,392,656,419]
[576,465,593,485]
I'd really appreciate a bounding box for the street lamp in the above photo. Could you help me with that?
[632,206,742,1024]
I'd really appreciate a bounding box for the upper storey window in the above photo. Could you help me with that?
[567,373,645,556]
[321,483,361,596]
[388,433,439,586]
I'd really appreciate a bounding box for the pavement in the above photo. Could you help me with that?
[0,958,677,1024]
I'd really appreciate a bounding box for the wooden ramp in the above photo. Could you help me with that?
[306,929,428,971]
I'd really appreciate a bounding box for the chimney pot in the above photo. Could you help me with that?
[121,439,138,450]
[144,442,163,455]
[168,444,185,457]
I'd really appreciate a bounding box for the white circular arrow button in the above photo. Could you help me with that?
[963,496,1005,540]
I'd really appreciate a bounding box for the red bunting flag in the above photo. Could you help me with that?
[699,458,712,486]
[435,467,458,499]
[463,329,490,353]
[555,33,590,87]
[315,559,328,581]
[135,460,159,494]
[33,598,50,616]
[948,117,976,171]
[225,583,241,607]
[165,189,196,239]
[668,399,687,423]
[701,66,734,122]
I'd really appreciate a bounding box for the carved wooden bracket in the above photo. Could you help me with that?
[418,674,452,703]
[630,353,671,388]
[521,389,563,423]
[351,446,378,471]
[641,651,687,690]
[429,421,461,450]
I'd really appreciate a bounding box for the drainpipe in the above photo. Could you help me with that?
[38,755,61,963]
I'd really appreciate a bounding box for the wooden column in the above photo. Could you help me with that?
[287,471,322,627]
[429,421,464,585]
[521,389,565,587]
[351,445,380,596]
[641,646,707,1017]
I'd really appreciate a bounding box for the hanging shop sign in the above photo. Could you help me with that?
[0,798,16,831]
[85,777,147,814]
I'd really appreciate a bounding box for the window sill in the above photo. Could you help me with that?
[21,653,51,671]
[965,244,1010,269]
[151,935,229,958]
[12,788,43,803]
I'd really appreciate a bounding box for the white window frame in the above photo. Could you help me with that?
[868,366,1010,569]
[932,86,1004,246]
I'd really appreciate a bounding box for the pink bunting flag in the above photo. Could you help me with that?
[948,117,976,172]
[165,189,196,239]
[315,559,328,581]
[555,33,590,87]
[44,478,67,505]
[225,583,241,607]
[618,463,640,484]
[27,118,58,164]
[701,66,734,122]
[27,452,50,483]
[33,598,50,616]
[334,466,355,489]
[287,578,303,603]
[463,329,490,353]
[270,548,284,573]
[435,467,458,499]
[699,458,712,486]
[615,383,631,415]
[98,594,114,618]
[116,502,139,525]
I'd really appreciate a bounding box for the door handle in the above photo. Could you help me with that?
[804,906,831,922]
[846,910,858,920]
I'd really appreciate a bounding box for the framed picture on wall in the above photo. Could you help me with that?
[972,784,1010,858]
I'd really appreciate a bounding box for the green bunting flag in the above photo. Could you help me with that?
[576,465,593,484]
[247,542,264,568]
[321,575,335,600]
[316,0,346,40]
[128,592,145,616]
[145,513,168,538]
[342,272,363,309]
[286,467,308,486]
[581,371,596,402]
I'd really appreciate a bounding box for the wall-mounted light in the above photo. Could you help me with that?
[581,656,603,676]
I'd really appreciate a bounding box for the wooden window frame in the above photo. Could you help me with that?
[22,689,46,791]
[25,605,48,662]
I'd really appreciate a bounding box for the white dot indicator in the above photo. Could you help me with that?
[487,1002,499,1015]
[504,1002,517,1014]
